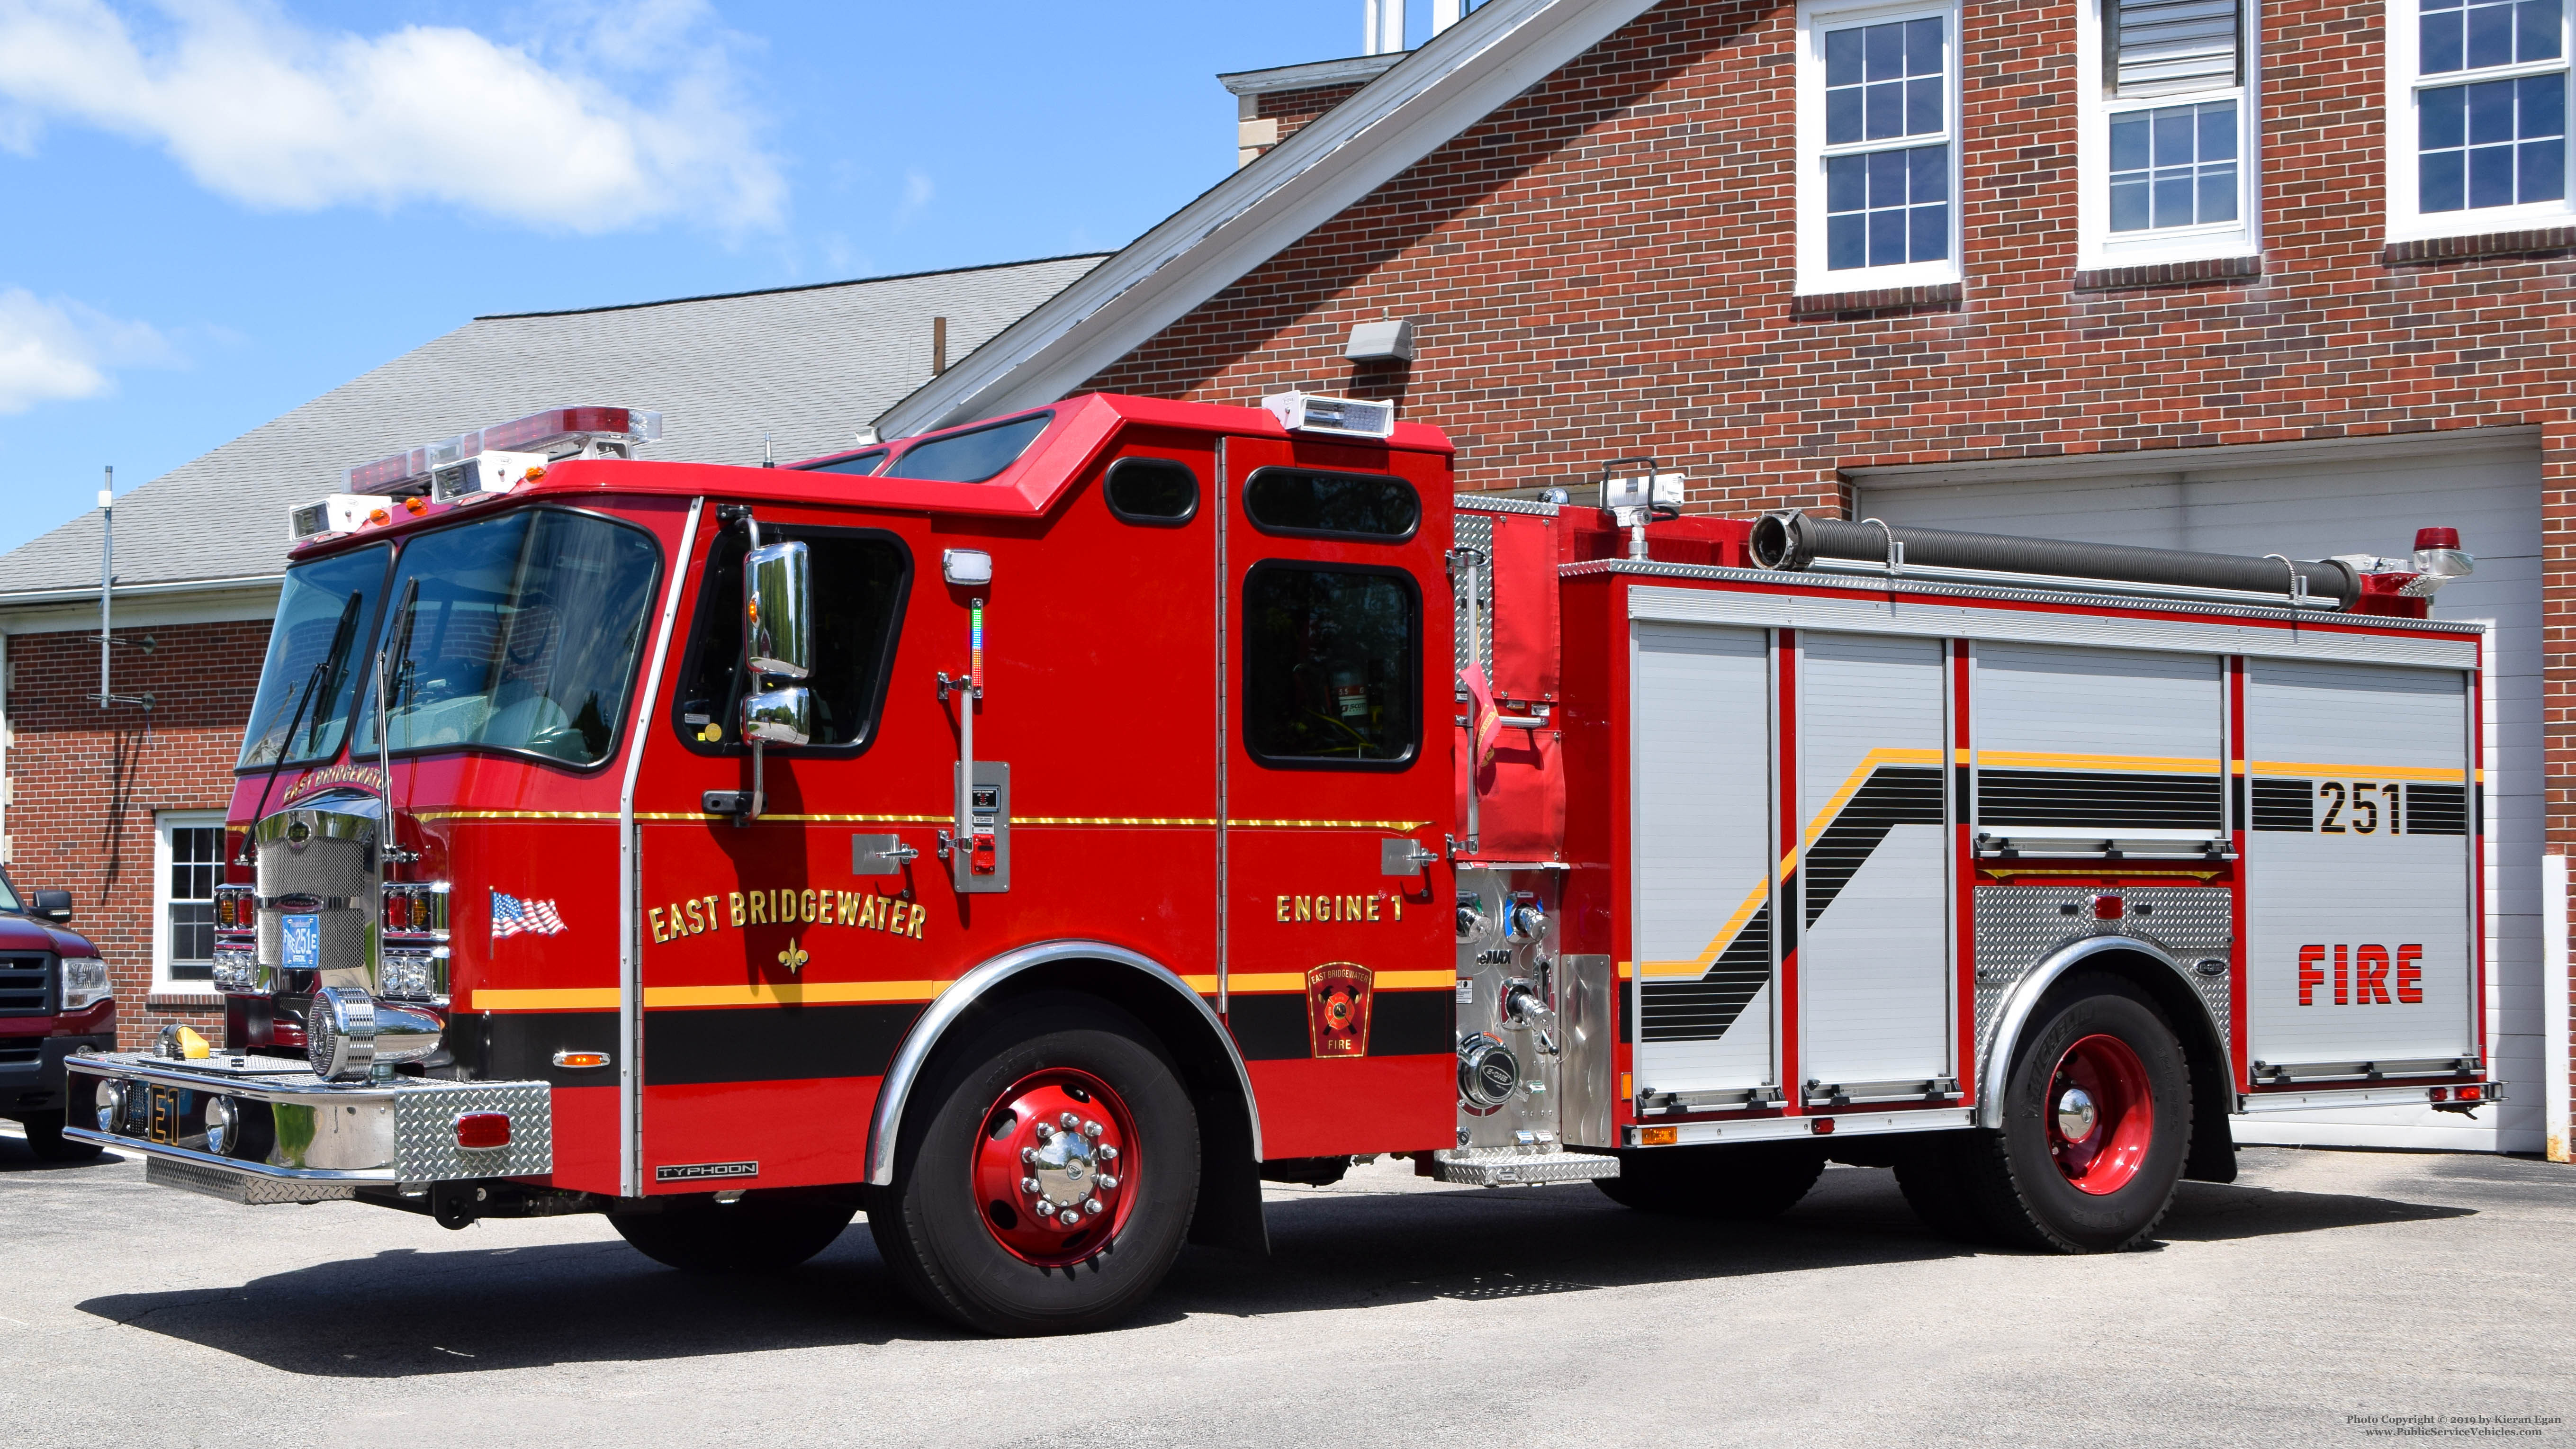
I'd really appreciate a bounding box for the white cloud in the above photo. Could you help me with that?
[895,169,933,226]
[0,0,785,234]
[0,289,172,414]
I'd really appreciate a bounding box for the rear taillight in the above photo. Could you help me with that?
[214,884,254,931]
[456,1113,512,1150]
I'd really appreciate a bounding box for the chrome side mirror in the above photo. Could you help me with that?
[741,686,813,747]
[745,540,812,680]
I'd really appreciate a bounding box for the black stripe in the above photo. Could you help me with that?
[1977,769,2222,830]
[2409,783,2468,836]
[444,1011,622,1088]
[643,1003,921,1086]
[2251,778,2313,832]
[2230,773,2248,828]
[1225,988,1453,1062]
[1954,764,1972,824]
[1639,765,1943,1046]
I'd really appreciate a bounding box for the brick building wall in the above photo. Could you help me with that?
[5,620,268,1049]
[1088,0,2576,1138]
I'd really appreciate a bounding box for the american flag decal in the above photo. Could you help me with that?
[491,890,567,940]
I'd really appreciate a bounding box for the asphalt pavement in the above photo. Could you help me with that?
[1,1129,2567,1448]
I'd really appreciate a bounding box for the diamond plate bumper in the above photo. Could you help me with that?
[64,1052,551,1195]
[1432,1147,1621,1186]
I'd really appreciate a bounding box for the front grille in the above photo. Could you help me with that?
[0,954,51,1016]
[0,1042,41,1065]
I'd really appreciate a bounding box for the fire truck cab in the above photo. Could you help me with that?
[67,393,2496,1335]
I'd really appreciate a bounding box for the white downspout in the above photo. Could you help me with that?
[2546,850,2570,1163]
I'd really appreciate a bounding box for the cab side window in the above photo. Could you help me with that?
[673,526,911,752]
[1241,562,1420,769]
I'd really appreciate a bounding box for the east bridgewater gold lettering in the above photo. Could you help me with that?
[649,884,926,945]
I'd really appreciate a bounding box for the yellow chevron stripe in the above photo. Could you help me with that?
[1976,751,2220,774]
[2247,760,2467,783]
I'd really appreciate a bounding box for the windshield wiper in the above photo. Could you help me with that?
[237,589,366,860]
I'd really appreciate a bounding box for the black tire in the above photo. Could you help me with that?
[1955,972,2192,1252]
[1595,1141,1826,1220]
[870,993,1199,1336]
[1891,1138,1990,1243]
[18,1111,103,1163]
[611,1196,857,1273]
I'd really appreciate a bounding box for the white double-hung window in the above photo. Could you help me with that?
[2078,0,2258,267]
[1797,0,1961,292]
[2389,0,2571,237]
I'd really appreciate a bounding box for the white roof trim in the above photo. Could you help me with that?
[875,0,1659,438]
[1219,53,1407,96]
[1848,426,2545,489]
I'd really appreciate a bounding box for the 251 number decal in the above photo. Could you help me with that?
[2316,781,2402,835]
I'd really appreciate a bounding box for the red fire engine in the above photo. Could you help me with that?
[68,393,2496,1335]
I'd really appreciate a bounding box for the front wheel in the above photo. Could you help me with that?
[611,1195,857,1273]
[1954,973,2192,1252]
[17,1111,104,1163]
[869,993,1200,1336]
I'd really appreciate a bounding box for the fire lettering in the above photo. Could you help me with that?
[2297,943,2430,1006]
[1275,892,1407,923]
[654,883,924,945]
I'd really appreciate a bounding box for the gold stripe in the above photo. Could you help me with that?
[423,810,1425,830]
[472,987,621,1010]
[1179,970,1453,994]
[1642,747,1936,980]
[2247,760,2467,783]
[1978,751,2221,775]
[643,980,950,1008]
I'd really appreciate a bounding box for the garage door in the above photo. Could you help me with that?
[1857,433,2541,1153]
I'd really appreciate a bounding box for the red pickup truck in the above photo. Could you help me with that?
[0,869,114,1160]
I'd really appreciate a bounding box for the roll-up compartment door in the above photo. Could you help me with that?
[1796,633,1949,1091]
[1630,622,1774,1095]
[1973,643,2224,840]
[2245,659,2477,1071]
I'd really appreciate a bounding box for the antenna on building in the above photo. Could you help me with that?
[932,315,949,376]
[95,468,151,711]
[762,432,775,468]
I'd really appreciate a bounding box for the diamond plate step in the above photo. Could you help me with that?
[1432,1146,1621,1186]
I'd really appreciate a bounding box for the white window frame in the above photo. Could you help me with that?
[2077,0,2262,268]
[2387,0,2576,241]
[1796,0,1965,294]
[152,810,225,999]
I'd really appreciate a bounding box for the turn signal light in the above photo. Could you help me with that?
[552,1050,611,1070]
[2458,1084,2484,1102]
[2429,1087,2449,1101]
[1637,1125,1678,1146]
[455,1113,512,1150]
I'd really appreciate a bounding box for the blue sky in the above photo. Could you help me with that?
[0,0,1440,557]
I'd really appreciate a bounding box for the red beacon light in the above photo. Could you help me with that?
[2340,526,2476,620]
[333,405,663,505]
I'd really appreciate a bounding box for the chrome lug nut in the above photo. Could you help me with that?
[1033,1121,1056,1142]
[1083,1197,1104,1215]
[1058,1209,1081,1227]
[1022,1177,1043,1196]
[1098,1175,1119,1191]
[1082,1119,1102,1139]
[1097,1144,1118,1161]
[1060,1111,1080,1130]
[1021,1146,1037,1164]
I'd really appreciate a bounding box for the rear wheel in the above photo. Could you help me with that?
[1952,973,2192,1252]
[611,1195,857,1273]
[870,994,1199,1336]
[1595,1141,1826,1220]
[17,1111,103,1163]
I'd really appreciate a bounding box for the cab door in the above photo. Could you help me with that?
[1218,434,1454,1157]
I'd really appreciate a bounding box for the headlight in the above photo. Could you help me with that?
[210,947,265,994]
[59,957,110,1011]
[378,950,446,1002]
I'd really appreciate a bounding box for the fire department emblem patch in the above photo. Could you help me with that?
[1305,962,1375,1059]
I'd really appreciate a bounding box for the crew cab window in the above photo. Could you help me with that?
[1105,457,1200,524]
[883,412,1052,483]
[799,448,887,476]
[1241,563,1420,768]
[673,525,911,753]
[1243,468,1419,541]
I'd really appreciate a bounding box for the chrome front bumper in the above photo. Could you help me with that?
[65,1052,552,1205]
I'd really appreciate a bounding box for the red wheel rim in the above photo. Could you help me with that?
[970,1068,1139,1267]
[2045,1033,2153,1196]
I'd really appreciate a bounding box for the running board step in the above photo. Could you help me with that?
[1433,1147,1621,1187]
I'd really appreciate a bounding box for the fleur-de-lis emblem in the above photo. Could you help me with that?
[778,938,808,975]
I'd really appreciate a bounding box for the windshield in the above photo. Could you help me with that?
[0,868,21,914]
[236,544,392,771]
[354,509,660,767]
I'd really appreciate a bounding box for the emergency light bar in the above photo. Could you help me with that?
[341,405,662,498]
[288,495,378,542]
[1262,391,1395,440]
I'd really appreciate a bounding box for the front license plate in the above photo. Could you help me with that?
[281,913,320,971]
[145,1085,183,1144]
